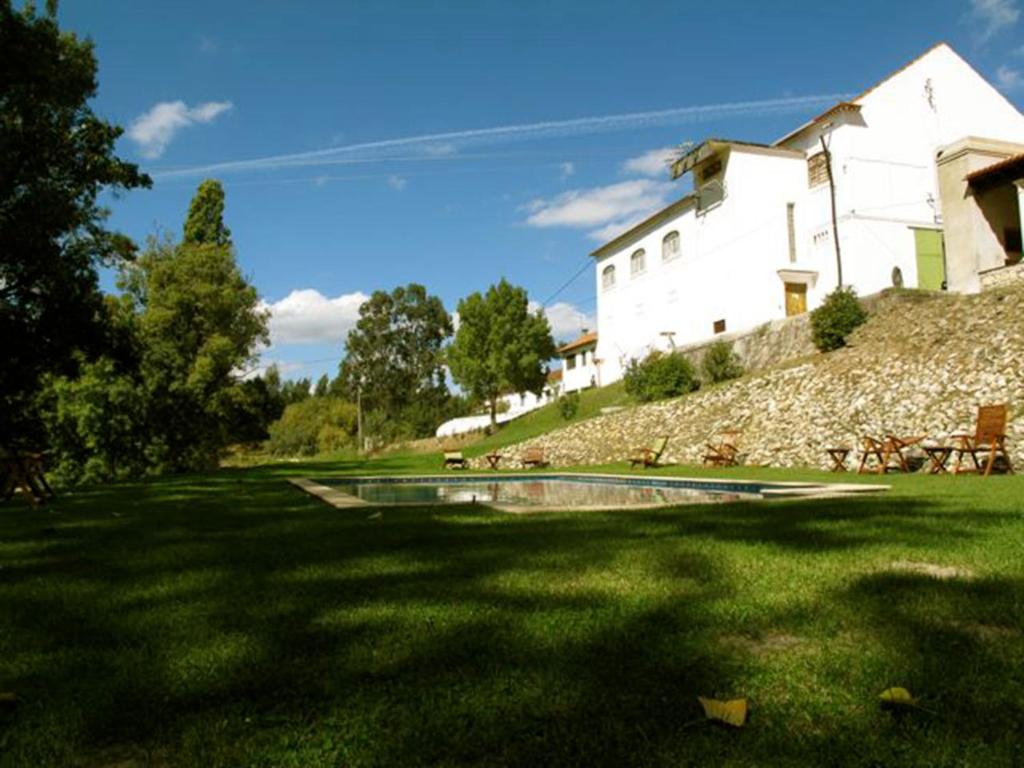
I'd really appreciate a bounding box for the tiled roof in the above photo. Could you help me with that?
[965,153,1024,187]
[558,331,598,355]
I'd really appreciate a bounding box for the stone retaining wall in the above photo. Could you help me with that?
[479,286,1024,471]
[981,263,1024,290]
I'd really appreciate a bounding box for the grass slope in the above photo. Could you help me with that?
[464,381,632,458]
[2,456,1023,767]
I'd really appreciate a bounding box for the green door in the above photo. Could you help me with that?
[914,229,945,291]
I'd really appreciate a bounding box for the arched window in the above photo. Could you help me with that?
[662,231,680,262]
[601,264,616,291]
[630,249,646,277]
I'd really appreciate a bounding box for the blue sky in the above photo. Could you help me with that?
[59,0,1023,382]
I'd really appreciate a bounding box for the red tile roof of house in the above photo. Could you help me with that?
[965,153,1024,187]
[558,331,598,355]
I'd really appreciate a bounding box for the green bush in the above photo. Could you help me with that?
[810,287,868,352]
[623,351,700,403]
[701,341,744,383]
[266,397,358,456]
[557,391,580,420]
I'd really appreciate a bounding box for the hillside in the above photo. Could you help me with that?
[481,286,1024,470]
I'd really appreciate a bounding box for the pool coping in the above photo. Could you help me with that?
[288,473,890,513]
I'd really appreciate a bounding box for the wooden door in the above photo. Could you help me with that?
[784,282,807,316]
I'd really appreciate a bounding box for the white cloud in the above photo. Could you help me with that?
[260,289,369,345]
[558,161,575,180]
[621,147,677,177]
[529,300,595,342]
[127,100,233,159]
[967,0,1020,42]
[996,64,1023,90]
[387,174,408,190]
[523,179,673,233]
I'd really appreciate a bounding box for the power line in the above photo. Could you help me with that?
[540,256,593,308]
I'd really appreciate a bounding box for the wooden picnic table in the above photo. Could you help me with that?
[826,447,851,472]
[923,445,953,474]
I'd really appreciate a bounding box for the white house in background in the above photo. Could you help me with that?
[592,42,1024,385]
[557,331,600,393]
[434,370,564,438]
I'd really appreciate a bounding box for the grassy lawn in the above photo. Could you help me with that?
[2,455,1023,766]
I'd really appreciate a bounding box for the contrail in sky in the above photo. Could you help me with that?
[152,93,847,180]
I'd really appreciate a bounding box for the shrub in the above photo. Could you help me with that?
[557,391,581,420]
[266,397,358,456]
[701,341,744,383]
[810,287,868,352]
[623,351,700,403]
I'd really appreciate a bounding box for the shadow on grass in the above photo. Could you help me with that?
[0,469,1020,766]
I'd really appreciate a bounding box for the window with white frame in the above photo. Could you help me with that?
[662,231,680,262]
[601,264,616,291]
[630,248,646,276]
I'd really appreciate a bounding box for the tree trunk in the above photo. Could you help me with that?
[489,398,497,430]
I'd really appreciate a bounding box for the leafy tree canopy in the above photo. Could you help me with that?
[183,178,232,247]
[447,279,555,426]
[1,0,150,442]
[338,283,453,434]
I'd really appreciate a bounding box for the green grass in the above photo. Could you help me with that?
[2,455,1023,766]
[465,381,632,457]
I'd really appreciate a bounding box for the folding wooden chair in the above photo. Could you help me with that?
[703,430,742,468]
[950,405,1014,476]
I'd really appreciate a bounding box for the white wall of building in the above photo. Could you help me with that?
[593,43,1024,386]
[561,346,599,392]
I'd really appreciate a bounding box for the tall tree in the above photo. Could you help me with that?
[447,279,556,427]
[123,181,268,470]
[183,178,232,247]
[338,284,452,438]
[0,1,150,442]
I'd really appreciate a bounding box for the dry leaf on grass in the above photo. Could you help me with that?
[697,696,748,727]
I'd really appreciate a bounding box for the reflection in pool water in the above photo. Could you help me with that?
[337,479,751,508]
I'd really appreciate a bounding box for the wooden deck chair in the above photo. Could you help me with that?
[629,435,668,468]
[703,430,742,468]
[1,450,54,506]
[442,450,468,470]
[521,447,549,469]
[951,405,1014,476]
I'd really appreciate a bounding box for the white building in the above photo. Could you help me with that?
[592,43,1024,385]
[557,331,600,393]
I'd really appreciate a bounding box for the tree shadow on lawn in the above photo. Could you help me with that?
[738,571,1024,766]
[0,473,1018,766]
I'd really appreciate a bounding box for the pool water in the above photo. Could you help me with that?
[332,477,754,508]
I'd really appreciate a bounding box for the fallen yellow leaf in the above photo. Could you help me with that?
[697,696,748,727]
[879,687,919,707]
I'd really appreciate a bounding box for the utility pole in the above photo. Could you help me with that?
[820,134,843,288]
[356,383,363,453]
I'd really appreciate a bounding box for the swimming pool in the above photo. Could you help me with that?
[291,473,886,512]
